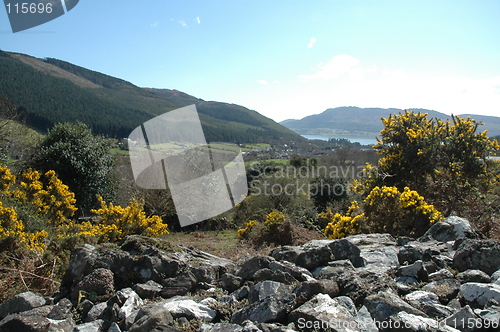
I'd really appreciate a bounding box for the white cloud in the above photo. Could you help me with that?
[295,55,500,119]
[179,20,187,27]
[150,21,159,28]
[245,56,500,122]
[196,17,201,24]
[307,37,316,49]
[300,54,360,80]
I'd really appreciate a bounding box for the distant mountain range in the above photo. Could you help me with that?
[281,106,500,138]
[0,50,304,145]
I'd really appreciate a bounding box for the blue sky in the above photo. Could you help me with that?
[2,0,500,122]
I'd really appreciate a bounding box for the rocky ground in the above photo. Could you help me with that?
[1,216,500,331]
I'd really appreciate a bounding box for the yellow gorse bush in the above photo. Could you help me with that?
[90,196,169,242]
[237,219,260,239]
[363,186,442,237]
[0,201,48,252]
[323,201,363,239]
[324,186,442,239]
[263,211,286,229]
[0,166,16,192]
[0,165,168,252]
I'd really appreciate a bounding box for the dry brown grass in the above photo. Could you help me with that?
[0,250,60,302]
[166,225,324,261]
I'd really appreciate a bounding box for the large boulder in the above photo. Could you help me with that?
[231,285,295,324]
[71,268,115,303]
[364,291,427,323]
[405,290,456,319]
[460,282,500,308]
[0,292,46,320]
[422,279,461,304]
[313,260,368,305]
[420,216,476,243]
[270,238,361,270]
[453,239,500,275]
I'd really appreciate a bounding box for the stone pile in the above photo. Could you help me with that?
[1,216,500,331]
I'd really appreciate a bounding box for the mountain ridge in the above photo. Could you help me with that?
[281,106,500,137]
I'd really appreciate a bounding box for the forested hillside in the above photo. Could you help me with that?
[0,51,303,144]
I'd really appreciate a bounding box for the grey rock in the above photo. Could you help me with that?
[422,279,461,304]
[271,238,360,271]
[249,281,292,304]
[389,311,459,332]
[0,291,46,319]
[398,260,429,282]
[162,296,216,321]
[289,293,360,332]
[200,322,244,331]
[335,296,357,316]
[74,319,104,332]
[116,288,143,329]
[62,236,234,300]
[231,285,250,301]
[0,314,50,331]
[444,305,480,332]
[107,322,121,332]
[253,268,297,284]
[329,238,361,262]
[47,317,75,332]
[269,245,302,265]
[364,291,427,323]
[134,280,163,299]
[396,276,419,285]
[355,305,380,332]
[296,240,335,270]
[231,288,295,324]
[347,234,399,273]
[47,298,72,320]
[128,301,174,332]
[15,304,53,318]
[421,216,475,242]
[71,268,114,304]
[268,260,314,282]
[236,255,275,280]
[453,239,500,275]
[473,304,500,329]
[429,269,455,282]
[84,302,107,322]
[405,291,456,319]
[460,282,500,307]
[432,255,455,271]
[241,320,263,331]
[293,279,339,304]
[77,299,94,321]
[491,269,500,284]
[161,271,197,298]
[221,273,243,292]
[456,269,491,284]
[257,322,297,332]
[358,268,396,295]
[313,260,368,305]
[398,244,431,265]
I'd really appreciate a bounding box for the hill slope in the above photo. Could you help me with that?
[281,106,500,137]
[0,51,303,144]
